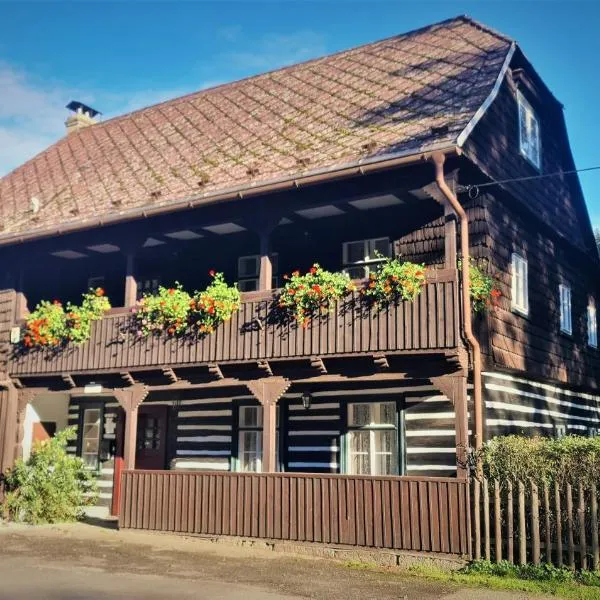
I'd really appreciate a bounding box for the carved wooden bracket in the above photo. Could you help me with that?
[62,373,76,389]
[113,384,149,412]
[246,377,291,406]
[430,375,466,407]
[120,371,136,386]
[257,360,273,377]
[373,353,389,370]
[208,363,224,380]
[310,356,327,374]
[162,367,178,384]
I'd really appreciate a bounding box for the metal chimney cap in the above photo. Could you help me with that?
[66,100,101,119]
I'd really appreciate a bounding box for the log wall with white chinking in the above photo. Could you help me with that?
[136,380,461,478]
[483,371,600,439]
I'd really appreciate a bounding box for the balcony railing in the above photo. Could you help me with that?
[8,269,459,377]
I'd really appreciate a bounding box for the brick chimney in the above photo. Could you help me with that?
[65,100,100,135]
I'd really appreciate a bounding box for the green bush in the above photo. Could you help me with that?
[476,435,600,486]
[2,427,97,524]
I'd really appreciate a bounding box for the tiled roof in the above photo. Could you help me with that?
[0,16,512,241]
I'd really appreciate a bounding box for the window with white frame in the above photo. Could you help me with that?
[554,424,567,439]
[81,407,102,470]
[342,237,391,279]
[588,299,598,348]
[346,402,398,476]
[559,284,572,335]
[237,253,279,292]
[236,405,279,472]
[517,90,541,169]
[511,253,529,315]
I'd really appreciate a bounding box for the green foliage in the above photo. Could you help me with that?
[135,282,192,336]
[134,273,240,336]
[459,258,500,313]
[278,264,355,326]
[2,427,97,524]
[363,256,426,305]
[476,435,600,485]
[190,271,241,335]
[23,288,110,349]
[463,561,600,588]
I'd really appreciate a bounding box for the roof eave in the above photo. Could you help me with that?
[0,142,460,248]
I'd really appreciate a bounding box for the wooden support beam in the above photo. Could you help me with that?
[444,200,458,269]
[431,375,469,478]
[310,356,327,374]
[258,231,272,291]
[120,372,136,386]
[373,353,389,370]
[246,377,291,473]
[124,252,137,308]
[162,367,178,384]
[113,384,149,471]
[61,373,76,389]
[208,363,224,380]
[257,360,273,377]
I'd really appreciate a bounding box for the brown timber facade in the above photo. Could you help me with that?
[1,16,599,558]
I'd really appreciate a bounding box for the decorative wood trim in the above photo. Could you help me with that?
[113,384,149,413]
[373,353,389,370]
[162,367,178,384]
[246,377,291,406]
[120,371,136,386]
[257,360,273,377]
[208,363,225,380]
[310,356,327,374]
[61,373,76,389]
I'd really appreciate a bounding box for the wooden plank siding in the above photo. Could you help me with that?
[8,275,459,377]
[119,470,470,556]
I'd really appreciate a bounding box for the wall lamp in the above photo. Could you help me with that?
[301,391,312,410]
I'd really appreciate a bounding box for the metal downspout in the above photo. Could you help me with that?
[431,152,484,453]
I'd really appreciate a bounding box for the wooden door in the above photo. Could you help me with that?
[135,405,168,470]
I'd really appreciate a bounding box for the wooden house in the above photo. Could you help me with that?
[0,16,598,554]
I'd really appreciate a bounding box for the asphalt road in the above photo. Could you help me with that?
[0,523,544,600]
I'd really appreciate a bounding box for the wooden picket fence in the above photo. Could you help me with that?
[472,478,599,570]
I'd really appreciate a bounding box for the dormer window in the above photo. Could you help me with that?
[517,90,541,169]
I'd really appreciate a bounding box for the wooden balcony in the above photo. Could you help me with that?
[8,270,460,377]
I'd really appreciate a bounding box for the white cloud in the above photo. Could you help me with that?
[227,30,327,72]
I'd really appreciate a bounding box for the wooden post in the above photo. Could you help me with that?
[258,231,273,291]
[124,252,137,307]
[0,384,18,476]
[577,482,587,570]
[566,483,575,569]
[544,483,552,565]
[444,200,457,269]
[555,481,563,567]
[591,483,599,571]
[431,375,468,478]
[114,385,148,471]
[483,478,491,561]
[518,480,526,565]
[473,478,481,560]
[494,479,502,563]
[531,481,541,565]
[507,480,514,563]
[246,377,291,473]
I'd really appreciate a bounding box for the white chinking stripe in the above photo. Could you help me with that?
[177,410,232,418]
[407,464,456,471]
[483,372,600,404]
[487,418,554,429]
[288,462,339,468]
[176,449,231,456]
[288,430,340,436]
[486,400,599,424]
[405,412,455,420]
[173,460,230,469]
[288,403,339,411]
[176,435,232,443]
[177,424,231,431]
[288,446,340,452]
[485,382,600,416]
[406,447,456,454]
[405,429,471,436]
[289,415,340,421]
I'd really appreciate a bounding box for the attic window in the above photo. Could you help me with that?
[517,90,541,170]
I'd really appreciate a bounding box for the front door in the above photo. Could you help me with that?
[135,405,168,470]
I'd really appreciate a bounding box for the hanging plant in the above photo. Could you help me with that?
[363,255,426,306]
[190,271,241,335]
[278,263,355,326]
[134,283,191,336]
[23,288,110,349]
[459,259,501,313]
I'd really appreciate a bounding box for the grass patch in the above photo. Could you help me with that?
[409,562,600,600]
[342,559,600,599]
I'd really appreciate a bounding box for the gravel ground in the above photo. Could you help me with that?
[0,521,548,600]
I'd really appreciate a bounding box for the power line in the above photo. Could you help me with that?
[458,165,600,198]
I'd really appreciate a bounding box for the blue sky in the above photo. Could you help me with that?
[1,0,599,228]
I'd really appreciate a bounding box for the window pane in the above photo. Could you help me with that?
[378,402,396,425]
[370,238,390,260]
[348,431,370,475]
[345,241,366,264]
[374,431,398,475]
[239,430,262,472]
[349,404,371,427]
[240,405,262,428]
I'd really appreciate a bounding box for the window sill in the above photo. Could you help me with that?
[511,306,529,319]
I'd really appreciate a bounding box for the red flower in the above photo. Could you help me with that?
[96,287,105,297]
[288,288,296,296]
[208,306,215,314]
[53,300,61,306]
[312,284,321,293]
[167,327,175,335]
[491,289,501,298]
[168,288,175,295]
[309,266,317,275]
[292,270,300,277]
[209,269,216,277]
